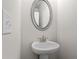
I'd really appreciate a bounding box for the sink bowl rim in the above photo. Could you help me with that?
[31,40,60,54]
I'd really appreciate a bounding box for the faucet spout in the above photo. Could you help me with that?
[38,35,48,42]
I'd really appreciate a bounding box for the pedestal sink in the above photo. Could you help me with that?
[31,40,60,59]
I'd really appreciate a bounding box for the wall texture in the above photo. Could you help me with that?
[57,0,77,59]
[21,0,57,59]
[2,0,21,59]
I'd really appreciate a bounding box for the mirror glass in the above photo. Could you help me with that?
[31,0,52,31]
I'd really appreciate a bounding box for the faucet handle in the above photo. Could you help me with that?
[37,36,48,42]
[42,35,48,41]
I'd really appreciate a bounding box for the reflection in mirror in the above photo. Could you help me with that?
[34,8,39,26]
[34,1,50,28]
[31,0,52,31]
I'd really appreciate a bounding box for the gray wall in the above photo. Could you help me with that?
[2,0,57,59]
[57,0,77,59]
[2,0,21,59]
[3,0,77,59]
[21,0,57,59]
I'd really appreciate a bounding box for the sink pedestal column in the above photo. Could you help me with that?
[40,55,48,59]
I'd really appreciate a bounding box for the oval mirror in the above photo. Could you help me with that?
[31,0,53,31]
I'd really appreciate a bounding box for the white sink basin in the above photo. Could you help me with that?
[32,40,60,54]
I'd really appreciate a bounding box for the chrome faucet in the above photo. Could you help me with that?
[38,35,48,42]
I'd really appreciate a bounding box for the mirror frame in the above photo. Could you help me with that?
[31,0,53,31]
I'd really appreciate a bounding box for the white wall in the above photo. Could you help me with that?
[57,0,77,59]
[21,0,57,59]
[2,0,21,59]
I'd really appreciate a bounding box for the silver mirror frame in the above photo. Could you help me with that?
[31,0,53,31]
